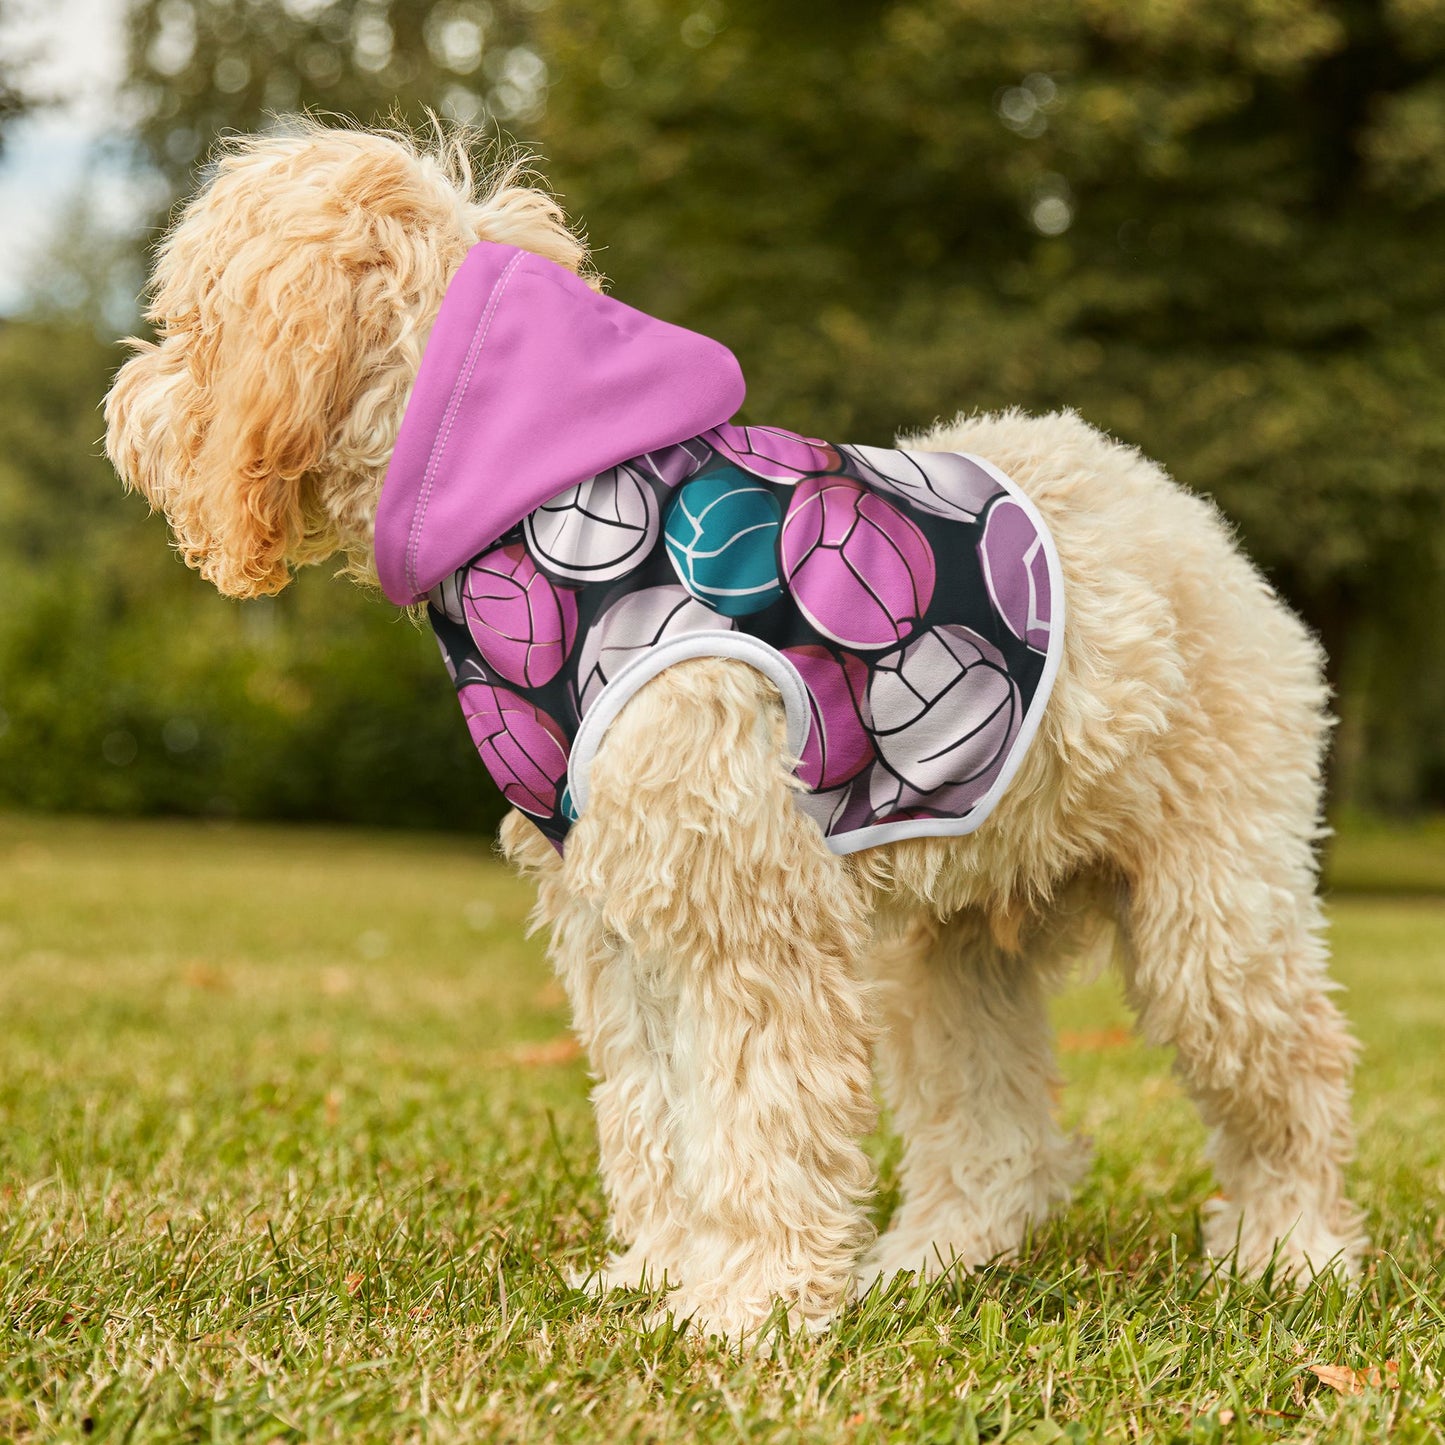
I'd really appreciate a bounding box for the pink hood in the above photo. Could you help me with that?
[374,242,746,605]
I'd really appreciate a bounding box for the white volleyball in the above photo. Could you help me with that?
[524,463,661,584]
[842,445,1004,523]
[868,624,1021,813]
[575,584,734,714]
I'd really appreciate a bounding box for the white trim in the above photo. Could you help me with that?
[565,450,1066,855]
[568,631,812,818]
[825,812,1008,854]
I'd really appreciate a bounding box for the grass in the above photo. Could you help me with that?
[1325,813,1445,897]
[1,812,1443,1443]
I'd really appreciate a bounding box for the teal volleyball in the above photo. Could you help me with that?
[663,469,784,617]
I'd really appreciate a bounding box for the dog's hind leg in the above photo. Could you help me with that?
[564,658,878,1342]
[859,907,1089,1289]
[1103,575,1365,1280]
[1119,827,1365,1280]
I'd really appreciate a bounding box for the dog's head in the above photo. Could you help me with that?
[105,122,586,598]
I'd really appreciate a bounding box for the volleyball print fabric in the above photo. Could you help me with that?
[428,432,1063,853]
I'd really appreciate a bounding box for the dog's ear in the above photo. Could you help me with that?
[106,239,358,600]
[105,132,439,599]
[106,332,195,535]
[185,241,357,598]
[105,127,591,599]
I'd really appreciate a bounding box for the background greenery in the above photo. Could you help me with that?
[2,0,1444,828]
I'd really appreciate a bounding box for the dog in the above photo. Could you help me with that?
[105,122,1365,1342]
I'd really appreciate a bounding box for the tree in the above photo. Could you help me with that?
[0,312,505,831]
[124,0,546,194]
[86,0,1445,812]
[533,0,1445,807]
[0,0,38,153]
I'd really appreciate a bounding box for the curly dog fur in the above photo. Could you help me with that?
[105,122,1365,1342]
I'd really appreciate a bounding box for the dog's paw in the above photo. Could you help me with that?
[1202,1196,1367,1283]
[645,1288,836,1350]
[860,1132,1092,1295]
[570,1245,674,1296]
[860,1196,1054,1289]
[855,1233,994,1296]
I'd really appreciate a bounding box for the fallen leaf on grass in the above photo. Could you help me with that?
[181,962,229,992]
[320,967,353,997]
[1057,1027,1133,1052]
[344,1273,365,1296]
[498,1037,583,1068]
[1309,1362,1399,1395]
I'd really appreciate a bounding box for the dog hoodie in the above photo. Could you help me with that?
[374,242,1063,853]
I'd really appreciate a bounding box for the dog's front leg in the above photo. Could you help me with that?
[501,810,686,1290]
[566,659,878,1344]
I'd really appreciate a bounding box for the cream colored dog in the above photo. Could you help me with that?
[105,123,1364,1342]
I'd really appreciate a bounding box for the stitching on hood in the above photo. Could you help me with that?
[405,249,526,598]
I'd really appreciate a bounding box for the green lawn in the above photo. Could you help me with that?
[2,813,1443,1443]
[1325,813,1445,897]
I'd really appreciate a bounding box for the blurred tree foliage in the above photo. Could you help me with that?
[536,0,1445,807]
[0,317,503,829]
[0,0,37,151]
[3,0,1443,825]
[126,0,549,187]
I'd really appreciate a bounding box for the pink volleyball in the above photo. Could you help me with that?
[780,477,936,650]
[782,644,874,791]
[458,680,568,817]
[704,422,839,481]
[843,445,1005,522]
[979,498,1053,652]
[461,542,579,688]
[868,625,1021,814]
